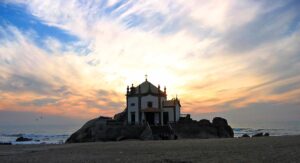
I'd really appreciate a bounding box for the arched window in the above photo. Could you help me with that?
[147,101,153,107]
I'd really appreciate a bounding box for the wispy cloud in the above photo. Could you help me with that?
[0,0,300,121]
[0,25,124,118]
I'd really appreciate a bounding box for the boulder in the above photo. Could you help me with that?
[212,117,228,126]
[178,114,195,124]
[114,108,127,122]
[264,133,270,136]
[212,117,234,138]
[198,119,211,126]
[16,136,32,142]
[66,117,111,143]
[252,133,264,137]
[241,134,250,138]
[66,116,145,143]
[0,142,12,145]
[172,117,233,139]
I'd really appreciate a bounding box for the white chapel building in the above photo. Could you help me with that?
[126,78,181,125]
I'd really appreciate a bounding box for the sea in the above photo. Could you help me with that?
[0,124,81,145]
[1,124,300,144]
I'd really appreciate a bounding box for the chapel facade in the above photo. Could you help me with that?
[126,78,181,125]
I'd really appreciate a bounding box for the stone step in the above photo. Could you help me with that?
[150,125,175,140]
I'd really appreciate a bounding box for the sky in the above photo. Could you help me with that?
[0,0,300,128]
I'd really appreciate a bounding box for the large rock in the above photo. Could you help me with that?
[178,114,195,124]
[16,136,32,142]
[172,122,218,139]
[252,133,263,137]
[0,142,12,145]
[66,116,145,143]
[212,117,234,138]
[241,134,250,138]
[172,117,234,139]
[198,119,211,126]
[66,115,234,143]
[113,108,127,122]
[212,117,228,126]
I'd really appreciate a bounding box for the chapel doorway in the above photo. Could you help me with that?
[145,112,155,125]
[163,112,169,125]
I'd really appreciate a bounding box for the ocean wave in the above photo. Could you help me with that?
[0,133,70,145]
[233,128,300,137]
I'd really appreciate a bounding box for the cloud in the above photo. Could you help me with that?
[19,97,58,107]
[222,1,300,53]
[1,0,300,123]
[193,101,300,128]
[0,74,54,94]
[272,81,300,95]
[0,25,124,119]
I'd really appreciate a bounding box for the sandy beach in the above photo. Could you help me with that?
[0,135,299,163]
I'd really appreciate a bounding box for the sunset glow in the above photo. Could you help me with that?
[0,0,300,124]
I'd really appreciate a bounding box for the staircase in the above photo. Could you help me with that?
[150,125,176,140]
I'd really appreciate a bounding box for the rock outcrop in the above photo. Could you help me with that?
[252,133,263,137]
[198,119,211,126]
[113,108,127,123]
[252,132,270,137]
[0,142,12,145]
[66,113,234,143]
[241,134,250,138]
[16,136,32,142]
[66,116,145,143]
[212,117,234,138]
[171,117,234,139]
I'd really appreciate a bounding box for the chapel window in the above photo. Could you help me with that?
[147,101,153,107]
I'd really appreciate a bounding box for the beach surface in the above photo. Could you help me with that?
[0,135,299,163]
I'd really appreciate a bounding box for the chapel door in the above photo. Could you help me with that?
[131,112,135,124]
[145,113,155,125]
[163,112,169,125]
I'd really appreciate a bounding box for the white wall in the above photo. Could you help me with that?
[127,96,139,124]
[175,104,180,121]
[141,95,159,109]
[163,107,175,122]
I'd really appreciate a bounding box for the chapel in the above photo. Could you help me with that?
[126,77,181,125]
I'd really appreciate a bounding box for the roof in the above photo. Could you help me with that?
[137,80,161,94]
[163,99,181,107]
[163,100,176,107]
[128,80,165,95]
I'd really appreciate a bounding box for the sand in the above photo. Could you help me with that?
[0,135,300,163]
